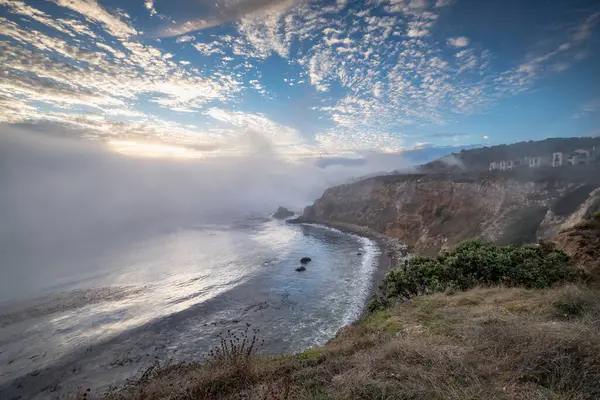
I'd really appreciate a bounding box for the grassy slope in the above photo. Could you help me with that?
[103,285,600,400]
[102,218,600,400]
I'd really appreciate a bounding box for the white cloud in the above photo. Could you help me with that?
[435,0,455,7]
[0,0,597,159]
[315,127,405,154]
[573,98,600,119]
[308,46,335,92]
[447,36,470,47]
[0,0,247,143]
[571,12,600,41]
[160,0,298,37]
[193,42,225,56]
[145,0,157,16]
[407,28,430,37]
[50,0,137,38]
[205,108,305,152]
[496,13,599,96]
[176,35,195,43]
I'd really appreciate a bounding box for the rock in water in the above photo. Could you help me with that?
[357,252,362,255]
[300,257,312,264]
[273,206,294,219]
[295,266,306,272]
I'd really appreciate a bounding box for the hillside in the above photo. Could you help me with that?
[104,286,600,400]
[90,167,600,400]
[102,216,600,400]
[422,137,600,172]
[296,165,600,255]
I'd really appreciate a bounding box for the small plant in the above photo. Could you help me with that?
[207,323,264,364]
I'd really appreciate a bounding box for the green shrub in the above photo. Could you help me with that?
[377,239,581,306]
[594,211,600,221]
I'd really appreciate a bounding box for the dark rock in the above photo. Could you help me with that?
[357,252,362,255]
[300,257,312,264]
[273,206,294,219]
[295,266,306,272]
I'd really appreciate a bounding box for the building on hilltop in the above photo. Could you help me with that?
[552,148,596,167]
[552,152,564,167]
[489,149,595,171]
[489,156,549,171]
[527,156,551,168]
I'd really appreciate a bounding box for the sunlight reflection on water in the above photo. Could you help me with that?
[0,217,379,398]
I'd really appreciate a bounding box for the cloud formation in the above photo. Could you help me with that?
[159,0,300,37]
[573,98,600,119]
[1,0,599,158]
[447,36,470,47]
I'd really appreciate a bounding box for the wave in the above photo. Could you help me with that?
[301,223,381,325]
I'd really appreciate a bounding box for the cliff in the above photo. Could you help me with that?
[551,213,600,282]
[298,166,600,255]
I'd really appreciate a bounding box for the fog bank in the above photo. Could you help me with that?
[0,126,411,302]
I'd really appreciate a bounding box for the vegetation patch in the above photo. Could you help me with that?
[372,239,580,309]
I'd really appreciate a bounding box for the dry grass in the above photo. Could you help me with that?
[101,285,600,400]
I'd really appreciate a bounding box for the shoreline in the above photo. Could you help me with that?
[289,218,407,263]
[289,219,408,313]
[0,220,405,399]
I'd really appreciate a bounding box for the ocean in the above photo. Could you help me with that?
[0,215,380,398]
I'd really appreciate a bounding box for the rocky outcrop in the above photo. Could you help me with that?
[298,171,600,255]
[273,206,294,219]
[551,214,600,281]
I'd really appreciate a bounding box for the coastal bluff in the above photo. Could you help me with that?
[294,167,600,255]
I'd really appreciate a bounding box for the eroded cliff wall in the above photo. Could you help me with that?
[299,170,600,255]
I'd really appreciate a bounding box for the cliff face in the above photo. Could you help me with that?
[300,171,600,255]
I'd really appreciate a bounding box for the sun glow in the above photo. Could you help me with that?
[108,140,202,159]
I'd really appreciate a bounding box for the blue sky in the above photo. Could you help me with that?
[1,0,599,159]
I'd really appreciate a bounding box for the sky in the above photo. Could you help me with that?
[1,0,600,160]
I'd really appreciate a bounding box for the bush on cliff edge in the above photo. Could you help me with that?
[371,239,581,310]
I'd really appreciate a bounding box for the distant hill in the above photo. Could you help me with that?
[422,137,600,172]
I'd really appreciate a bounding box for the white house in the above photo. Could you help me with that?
[553,148,595,167]
[490,147,595,171]
[527,156,550,168]
[552,152,564,167]
[568,149,592,165]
